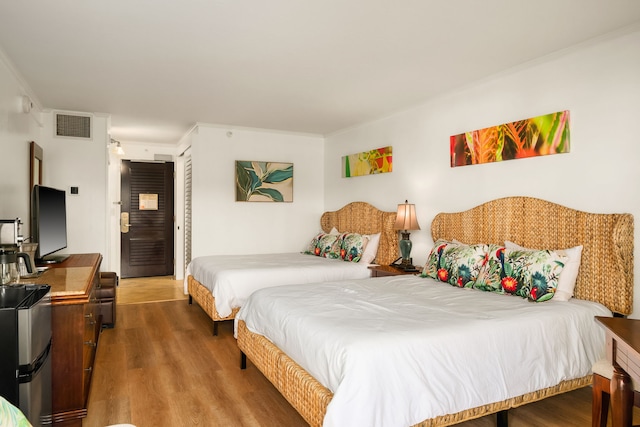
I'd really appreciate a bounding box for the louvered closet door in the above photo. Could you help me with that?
[184,153,192,269]
[120,160,175,278]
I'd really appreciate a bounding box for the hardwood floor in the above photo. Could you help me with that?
[85,300,307,427]
[85,285,637,427]
[117,276,188,305]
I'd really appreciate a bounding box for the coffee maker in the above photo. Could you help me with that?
[1,219,36,278]
[0,218,24,246]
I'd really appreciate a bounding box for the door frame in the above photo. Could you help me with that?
[106,143,186,279]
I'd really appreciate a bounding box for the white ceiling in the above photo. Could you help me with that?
[1,1,639,145]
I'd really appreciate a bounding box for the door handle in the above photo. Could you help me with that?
[120,212,130,233]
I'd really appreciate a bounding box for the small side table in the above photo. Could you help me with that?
[595,316,640,427]
[368,264,421,277]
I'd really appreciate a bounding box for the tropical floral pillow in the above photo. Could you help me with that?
[473,244,506,293]
[317,233,340,258]
[303,232,323,255]
[422,239,460,278]
[422,240,487,288]
[303,232,339,257]
[504,241,583,301]
[339,232,366,262]
[499,248,568,301]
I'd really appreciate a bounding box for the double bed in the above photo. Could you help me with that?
[235,196,634,426]
[186,201,399,334]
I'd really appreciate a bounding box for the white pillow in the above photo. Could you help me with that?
[360,233,381,264]
[504,241,583,301]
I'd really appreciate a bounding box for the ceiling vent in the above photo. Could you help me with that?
[55,113,92,139]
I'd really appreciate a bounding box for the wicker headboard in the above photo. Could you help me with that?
[430,196,634,315]
[320,202,398,266]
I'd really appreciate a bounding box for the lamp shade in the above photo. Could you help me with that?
[394,200,420,231]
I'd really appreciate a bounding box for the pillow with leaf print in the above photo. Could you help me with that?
[422,240,487,288]
[303,231,339,257]
[317,233,341,258]
[303,232,324,255]
[422,239,459,279]
[473,244,506,293]
[501,248,568,302]
[504,241,583,301]
[338,232,366,262]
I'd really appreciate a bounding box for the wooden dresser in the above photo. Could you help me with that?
[33,253,102,427]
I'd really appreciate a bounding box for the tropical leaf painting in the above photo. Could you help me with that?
[343,146,393,177]
[235,161,293,202]
[450,110,570,167]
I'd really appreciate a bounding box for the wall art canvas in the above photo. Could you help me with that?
[235,161,293,202]
[343,146,393,177]
[450,110,570,167]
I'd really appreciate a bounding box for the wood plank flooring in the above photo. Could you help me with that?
[85,300,307,427]
[85,283,637,427]
[117,276,188,305]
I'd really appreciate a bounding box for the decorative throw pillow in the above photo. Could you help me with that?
[317,233,340,258]
[440,244,488,288]
[339,232,366,262]
[422,239,460,279]
[504,241,583,301]
[303,232,325,255]
[473,244,506,293]
[303,232,339,256]
[501,248,568,302]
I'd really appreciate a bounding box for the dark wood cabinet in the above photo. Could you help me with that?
[34,253,102,427]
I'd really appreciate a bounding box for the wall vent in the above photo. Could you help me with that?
[55,113,92,139]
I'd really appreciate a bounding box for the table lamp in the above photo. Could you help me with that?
[393,200,420,270]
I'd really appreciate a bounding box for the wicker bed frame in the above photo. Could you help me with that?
[237,196,634,427]
[188,201,398,335]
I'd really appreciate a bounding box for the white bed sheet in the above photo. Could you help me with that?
[235,275,611,427]
[185,253,371,318]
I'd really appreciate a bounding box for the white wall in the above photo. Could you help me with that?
[191,124,324,258]
[325,29,640,315]
[0,50,42,237]
[0,49,109,267]
[40,112,109,264]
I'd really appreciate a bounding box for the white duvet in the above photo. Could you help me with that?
[185,253,371,318]
[235,275,611,427]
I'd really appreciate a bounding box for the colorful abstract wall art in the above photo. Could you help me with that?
[450,110,570,167]
[343,146,393,177]
[235,161,293,202]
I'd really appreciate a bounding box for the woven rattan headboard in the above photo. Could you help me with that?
[320,202,398,266]
[430,196,634,315]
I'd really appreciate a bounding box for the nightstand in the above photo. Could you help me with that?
[368,265,422,277]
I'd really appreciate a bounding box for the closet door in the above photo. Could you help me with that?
[184,153,192,269]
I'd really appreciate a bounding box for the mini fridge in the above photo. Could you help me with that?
[0,284,52,426]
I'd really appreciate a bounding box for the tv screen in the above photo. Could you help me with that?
[31,185,68,264]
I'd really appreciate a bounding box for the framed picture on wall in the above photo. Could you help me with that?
[235,160,293,202]
[30,141,43,190]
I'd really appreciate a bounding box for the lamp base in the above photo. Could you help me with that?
[396,232,418,272]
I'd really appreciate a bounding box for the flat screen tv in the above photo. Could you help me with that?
[31,185,68,264]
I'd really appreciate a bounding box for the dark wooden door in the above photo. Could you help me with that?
[120,160,174,278]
